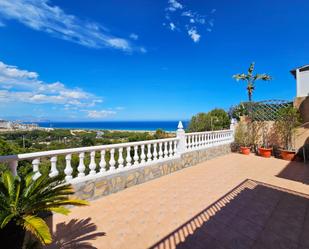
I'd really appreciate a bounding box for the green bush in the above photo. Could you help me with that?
[188,108,230,132]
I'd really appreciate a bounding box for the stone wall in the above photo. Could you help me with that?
[73,144,231,200]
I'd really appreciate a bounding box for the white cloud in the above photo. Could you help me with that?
[164,1,215,43]
[169,22,176,31]
[86,110,116,119]
[0,60,101,107]
[129,33,138,40]
[167,0,183,12]
[188,28,200,43]
[0,0,141,52]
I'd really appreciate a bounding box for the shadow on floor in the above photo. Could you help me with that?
[45,218,105,249]
[149,179,309,249]
[276,159,309,185]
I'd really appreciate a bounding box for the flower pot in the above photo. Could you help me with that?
[280,150,296,161]
[0,221,25,249]
[240,146,250,155]
[258,147,272,158]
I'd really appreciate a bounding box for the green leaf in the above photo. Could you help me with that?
[48,207,70,215]
[22,215,52,245]
[0,213,15,229]
[1,171,15,199]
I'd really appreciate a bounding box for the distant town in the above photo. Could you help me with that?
[0,119,52,132]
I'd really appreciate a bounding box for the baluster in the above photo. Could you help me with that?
[140,144,146,164]
[174,140,178,155]
[109,149,116,171]
[169,141,173,156]
[49,156,58,177]
[199,134,202,147]
[133,145,139,166]
[64,154,73,181]
[126,146,132,166]
[159,143,163,160]
[147,143,152,163]
[99,150,106,173]
[89,151,97,175]
[164,142,168,158]
[8,160,18,176]
[118,147,124,169]
[153,143,158,161]
[202,134,206,147]
[32,158,41,180]
[77,152,85,177]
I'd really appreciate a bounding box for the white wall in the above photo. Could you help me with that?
[297,69,309,97]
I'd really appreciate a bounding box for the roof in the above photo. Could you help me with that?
[290,64,309,78]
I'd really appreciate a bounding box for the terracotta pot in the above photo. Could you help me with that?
[280,150,296,161]
[240,146,250,155]
[258,147,272,158]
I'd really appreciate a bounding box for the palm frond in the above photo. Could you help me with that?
[22,215,52,245]
[248,62,255,76]
[254,74,272,81]
[0,213,15,228]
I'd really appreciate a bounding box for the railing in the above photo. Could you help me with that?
[185,130,234,151]
[0,121,234,183]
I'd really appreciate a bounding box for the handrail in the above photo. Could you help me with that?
[185,129,233,136]
[0,137,179,162]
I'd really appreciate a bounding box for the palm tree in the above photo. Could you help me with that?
[233,62,272,102]
[0,170,88,247]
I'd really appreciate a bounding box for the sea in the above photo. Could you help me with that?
[34,121,189,132]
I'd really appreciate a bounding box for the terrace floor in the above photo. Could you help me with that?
[47,154,309,249]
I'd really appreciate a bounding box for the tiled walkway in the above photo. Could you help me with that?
[48,154,309,249]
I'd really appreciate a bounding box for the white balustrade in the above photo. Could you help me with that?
[0,121,233,184]
[64,154,73,181]
[99,150,106,173]
[89,151,97,175]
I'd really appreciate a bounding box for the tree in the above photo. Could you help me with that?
[233,62,272,102]
[274,106,301,150]
[0,171,88,247]
[154,129,167,139]
[188,109,230,132]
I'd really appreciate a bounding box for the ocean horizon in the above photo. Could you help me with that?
[34,121,189,132]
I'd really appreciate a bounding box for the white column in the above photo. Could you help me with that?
[99,150,106,173]
[118,147,124,169]
[49,156,58,177]
[147,143,152,163]
[77,152,85,177]
[169,141,173,156]
[133,146,139,166]
[8,160,18,176]
[89,151,97,175]
[64,154,73,181]
[109,149,116,171]
[140,144,146,164]
[158,143,163,160]
[176,121,186,155]
[153,143,158,161]
[32,158,41,180]
[126,146,132,166]
[164,142,168,158]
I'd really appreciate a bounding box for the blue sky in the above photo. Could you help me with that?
[0,0,308,121]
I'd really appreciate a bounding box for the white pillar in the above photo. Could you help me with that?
[176,121,186,155]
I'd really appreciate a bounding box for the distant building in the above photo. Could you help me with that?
[291,65,309,97]
[0,120,12,129]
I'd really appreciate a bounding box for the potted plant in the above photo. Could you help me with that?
[0,170,88,248]
[275,106,301,161]
[258,122,272,158]
[234,121,251,155]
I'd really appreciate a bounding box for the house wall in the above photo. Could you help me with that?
[297,69,309,97]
